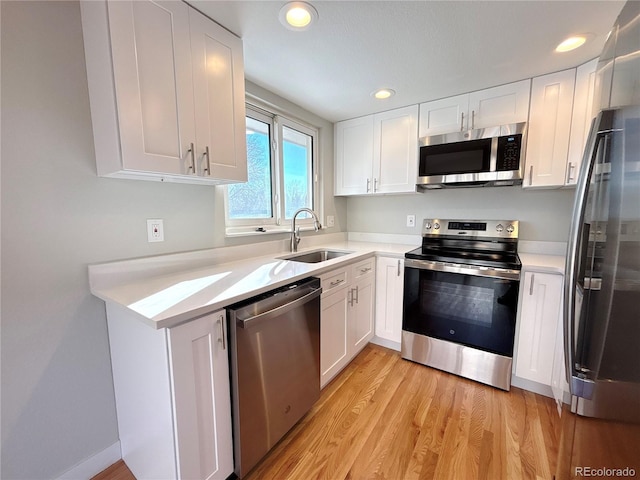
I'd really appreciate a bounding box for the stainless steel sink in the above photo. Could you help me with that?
[281,249,353,263]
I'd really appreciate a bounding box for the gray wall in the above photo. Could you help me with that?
[0,2,343,478]
[346,186,576,242]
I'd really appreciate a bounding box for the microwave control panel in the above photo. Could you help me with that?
[496,134,522,171]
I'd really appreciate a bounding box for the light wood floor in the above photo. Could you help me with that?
[96,344,559,480]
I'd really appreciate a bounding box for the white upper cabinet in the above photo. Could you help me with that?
[566,59,598,186]
[418,80,531,136]
[334,116,375,195]
[81,1,247,184]
[335,105,418,196]
[417,93,469,136]
[189,8,247,181]
[373,106,419,194]
[523,69,576,188]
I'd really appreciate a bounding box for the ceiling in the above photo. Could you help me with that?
[190,1,625,123]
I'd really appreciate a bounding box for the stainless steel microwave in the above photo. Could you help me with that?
[417,122,526,189]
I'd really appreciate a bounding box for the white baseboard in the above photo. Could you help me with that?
[369,336,401,352]
[56,441,121,480]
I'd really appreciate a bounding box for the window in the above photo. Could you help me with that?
[226,105,319,234]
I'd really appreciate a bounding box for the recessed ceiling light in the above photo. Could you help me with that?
[555,35,588,53]
[279,2,318,31]
[372,88,396,100]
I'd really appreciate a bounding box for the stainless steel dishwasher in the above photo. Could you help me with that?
[227,277,321,478]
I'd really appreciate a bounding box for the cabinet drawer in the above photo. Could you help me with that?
[352,258,375,280]
[320,268,349,294]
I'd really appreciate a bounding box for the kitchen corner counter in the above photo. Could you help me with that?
[89,236,415,330]
[519,252,566,275]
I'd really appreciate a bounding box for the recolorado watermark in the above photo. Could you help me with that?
[575,466,637,477]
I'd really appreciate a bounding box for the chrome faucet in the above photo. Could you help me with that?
[290,208,322,252]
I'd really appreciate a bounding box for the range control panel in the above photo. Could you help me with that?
[422,219,519,239]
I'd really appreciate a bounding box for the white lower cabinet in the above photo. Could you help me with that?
[320,257,375,387]
[320,281,350,387]
[106,304,233,479]
[373,256,404,349]
[168,312,234,480]
[515,271,564,387]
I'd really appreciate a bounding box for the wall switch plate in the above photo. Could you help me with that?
[147,219,164,242]
[406,215,416,228]
[326,215,335,227]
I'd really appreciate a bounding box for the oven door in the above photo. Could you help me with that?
[403,259,520,357]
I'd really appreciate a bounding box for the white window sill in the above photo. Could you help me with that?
[225,225,324,238]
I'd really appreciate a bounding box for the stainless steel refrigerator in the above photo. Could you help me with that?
[559,1,640,478]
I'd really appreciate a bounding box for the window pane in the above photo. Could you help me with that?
[283,126,313,219]
[228,117,272,219]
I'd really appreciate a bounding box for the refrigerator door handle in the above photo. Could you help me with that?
[563,110,613,398]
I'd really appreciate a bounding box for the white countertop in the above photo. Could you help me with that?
[519,253,565,274]
[89,237,414,329]
[89,232,566,330]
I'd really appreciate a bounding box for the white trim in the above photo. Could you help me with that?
[56,441,121,480]
[369,337,401,352]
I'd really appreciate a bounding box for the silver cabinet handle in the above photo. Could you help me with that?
[187,142,195,172]
[203,145,211,175]
[366,178,371,193]
[217,315,226,350]
[397,259,401,276]
[329,278,344,287]
[566,162,575,183]
[373,178,378,192]
[360,267,372,274]
[529,274,535,295]
[471,110,475,130]
[529,165,534,185]
[353,286,359,304]
[460,112,465,131]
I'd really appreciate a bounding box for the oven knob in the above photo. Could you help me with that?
[496,224,504,232]
[506,224,515,233]
[433,222,440,230]
[425,222,432,230]
[449,329,455,335]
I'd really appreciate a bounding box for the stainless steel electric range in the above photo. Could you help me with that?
[402,219,521,390]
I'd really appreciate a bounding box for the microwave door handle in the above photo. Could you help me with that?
[563,111,611,398]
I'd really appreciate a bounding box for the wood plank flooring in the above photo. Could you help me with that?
[96,344,559,480]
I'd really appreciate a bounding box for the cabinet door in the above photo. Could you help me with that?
[418,93,469,136]
[468,79,531,129]
[190,8,247,182]
[374,257,404,346]
[320,287,349,387]
[373,105,419,194]
[107,1,196,176]
[349,259,375,356]
[515,272,563,386]
[524,69,576,188]
[566,59,598,186]
[169,311,233,480]
[334,116,374,195]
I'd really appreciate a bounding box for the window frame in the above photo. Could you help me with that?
[224,103,321,236]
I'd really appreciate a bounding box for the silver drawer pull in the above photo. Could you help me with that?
[329,279,344,287]
[187,142,195,172]
[359,267,372,274]
[217,315,226,350]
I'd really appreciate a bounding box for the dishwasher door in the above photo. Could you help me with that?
[227,277,321,478]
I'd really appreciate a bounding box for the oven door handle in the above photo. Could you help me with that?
[404,258,521,281]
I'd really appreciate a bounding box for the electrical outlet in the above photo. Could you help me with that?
[326,215,335,228]
[406,215,416,228]
[147,219,164,242]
